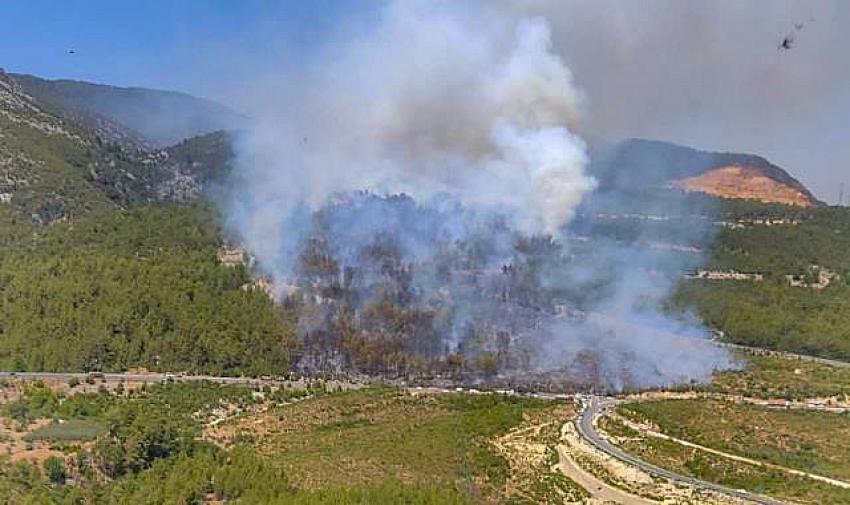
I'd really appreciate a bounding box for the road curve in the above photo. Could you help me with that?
[576,396,786,505]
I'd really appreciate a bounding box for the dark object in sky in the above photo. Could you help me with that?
[778,20,808,52]
[68,49,75,54]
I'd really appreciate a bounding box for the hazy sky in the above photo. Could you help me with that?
[1,0,847,202]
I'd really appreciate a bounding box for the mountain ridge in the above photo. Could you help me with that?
[592,138,820,207]
[0,70,233,223]
[1,70,823,225]
[9,72,247,147]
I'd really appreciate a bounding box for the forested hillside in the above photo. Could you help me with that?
[0,204,294,375]
[1,71,144,223]
[0,70,233,223]
[3,67,850,376]
[0,70,284,376]
[672,201,850,359]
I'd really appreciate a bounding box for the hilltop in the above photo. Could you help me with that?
[0,71,233,224]
[2,69,823,224]
[0,70,153,223]
[592,139,820,207]
[2,69,849,373]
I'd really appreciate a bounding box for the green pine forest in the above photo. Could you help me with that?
[2,195,850,374]
[0,203,294,376]
[3,56,850,505]
[673,201,850,360]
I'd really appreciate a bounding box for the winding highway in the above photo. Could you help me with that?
[0,349,842,505]
[576,395,786,505]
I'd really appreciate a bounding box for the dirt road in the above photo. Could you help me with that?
[555,443,657,504]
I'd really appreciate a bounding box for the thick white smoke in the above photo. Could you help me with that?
[223,0,736,390]
[226,2,595,284]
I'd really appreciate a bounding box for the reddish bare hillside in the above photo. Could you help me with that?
[669,165,817,207]
[592,139,821,207]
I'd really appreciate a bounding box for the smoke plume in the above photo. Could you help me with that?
[228,3,593,271]
[505,0,850,203]
[223,0,734,391]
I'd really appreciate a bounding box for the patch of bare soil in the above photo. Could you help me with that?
[0,378,124,469]
[670,165,815,207]
[0,418,91,465]
[492,404,589,503]
[202,394,294,447]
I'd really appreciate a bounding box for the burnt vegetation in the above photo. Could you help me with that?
[2,69,850,382]
[287,193,570,380]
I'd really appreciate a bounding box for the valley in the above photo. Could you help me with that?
[2,348,849,503]
[0,63,848,504]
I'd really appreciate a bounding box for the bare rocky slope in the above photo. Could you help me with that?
[592,138,820,207]
[0,70,233,223]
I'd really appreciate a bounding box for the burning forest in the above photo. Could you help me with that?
[222,1,735,392]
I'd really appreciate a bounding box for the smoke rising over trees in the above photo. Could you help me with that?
[221,1,735,390]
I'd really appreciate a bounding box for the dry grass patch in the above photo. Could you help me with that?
[710,353,850,400]
[611,399,850,504]
[206,386,558,502]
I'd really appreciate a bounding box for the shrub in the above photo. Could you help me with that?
[43,456,65,484]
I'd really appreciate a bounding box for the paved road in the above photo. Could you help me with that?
[0,371,358,390]
[2,341,847,388]
[3,344,846,505]
[577,396,786,505]
[0,371,166,382]
[0,371,254,384]
[715,341,850,369]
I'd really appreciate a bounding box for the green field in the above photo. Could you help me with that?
[23,419,106,442]
[0,383,582,504]
[621,399,850,480]
[605,419,850,505]
[708,353,850,399]
[208,387,583,502]
[608,397,850,504]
